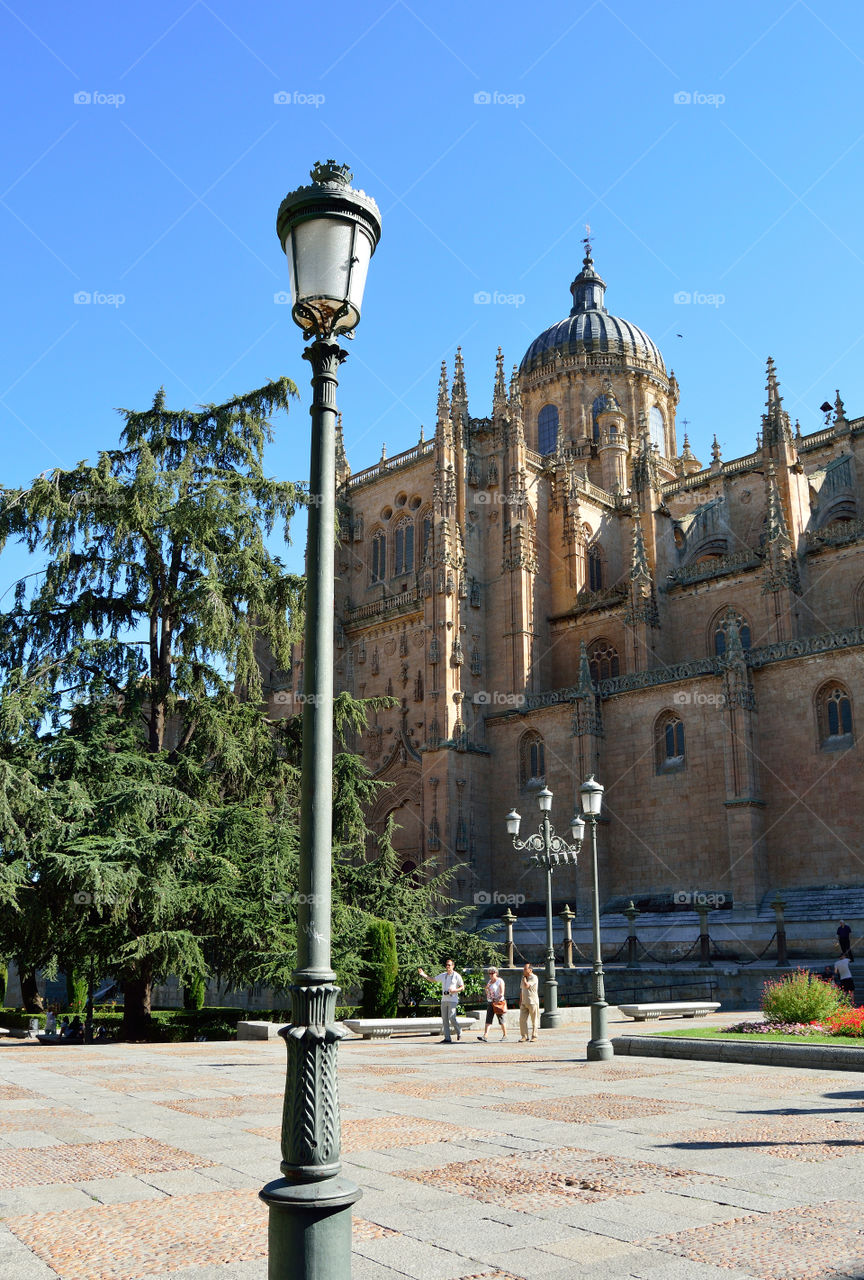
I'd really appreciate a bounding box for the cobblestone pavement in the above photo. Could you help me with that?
[0,1012,862,1279]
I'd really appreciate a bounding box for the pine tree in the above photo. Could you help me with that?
[0,382,302,1032]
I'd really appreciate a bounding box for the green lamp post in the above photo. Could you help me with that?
[260,160,381,1279]
[581,775,612,1061]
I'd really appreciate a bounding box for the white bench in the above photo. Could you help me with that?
[617,1001,720,1021]
[342,1016,480,1040]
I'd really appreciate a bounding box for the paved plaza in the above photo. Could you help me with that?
[0,1013,862,1280]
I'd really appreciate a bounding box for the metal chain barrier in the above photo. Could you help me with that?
[710,931,777,965]
[635,936,701,965]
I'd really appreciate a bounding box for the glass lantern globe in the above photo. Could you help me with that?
[276,160,382,339]
[579,775,604,816]
[505,808,521,837]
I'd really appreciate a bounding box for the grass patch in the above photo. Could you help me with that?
[653,1027,864,1048]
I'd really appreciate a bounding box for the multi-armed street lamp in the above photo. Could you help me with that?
[505,776,610,1057]
[506,787,583,1029]
[259,162,381,1279]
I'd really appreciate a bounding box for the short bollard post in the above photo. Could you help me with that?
[772,895,789,967]
[697,904,713,968]
[560,904,576,969]
[502,908,516,969]
[624,899,641,970]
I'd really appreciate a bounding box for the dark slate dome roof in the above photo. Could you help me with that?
[520,252,665,375]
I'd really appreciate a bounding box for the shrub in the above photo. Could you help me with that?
[183,975,207,1011]
[0,962,6,1006]
[66,971,88,1013]
[761,968,848,1025]
[361,919,399,1019]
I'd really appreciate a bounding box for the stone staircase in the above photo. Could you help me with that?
[756,885,864,922]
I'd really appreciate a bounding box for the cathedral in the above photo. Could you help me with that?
[270,246,864,939]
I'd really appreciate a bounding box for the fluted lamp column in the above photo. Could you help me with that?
[581,775,612,1061]
[260,160,381,1280]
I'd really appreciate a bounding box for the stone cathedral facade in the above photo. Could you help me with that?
[271,248,864,931]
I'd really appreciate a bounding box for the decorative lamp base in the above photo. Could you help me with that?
[260,1176,362,1279]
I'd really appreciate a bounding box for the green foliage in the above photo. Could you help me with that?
[65,971,88,1013]
[183,974,207,1011]
[761,968,848,1024]
[361,919,399,1018]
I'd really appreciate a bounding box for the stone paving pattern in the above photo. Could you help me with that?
[0,1010,862,1278]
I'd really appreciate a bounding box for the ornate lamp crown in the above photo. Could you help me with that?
[310,160,353,187]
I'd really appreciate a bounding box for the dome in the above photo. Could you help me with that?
[520,251,665,376]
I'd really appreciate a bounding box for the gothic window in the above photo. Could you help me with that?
[394,519,414,575]
[712,610,752,658]
[649,406,665,454]
[588,638,619,683]
[421,512,434,564]
[538,404,559,454]
[816,682,853,750]
[655,712,685,773]
[587,544,603,591]
[519,731,545,787]
[370,529,386,582]
[591,396,604,443]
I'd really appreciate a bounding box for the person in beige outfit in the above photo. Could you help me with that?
[519,962,539,1042]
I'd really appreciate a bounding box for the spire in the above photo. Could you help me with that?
[571,641,603,738]
[509,364,523,417]
[452,346,467,404]
[625,511,659,631]
[762,356,792,447]
[569,245,607,315]
[762,461,800,595]
[335,411,350,484]
[632,412,659,497]
[712,435,722,465]
[834,389,847,425]
[576,642,596,698]
[630,511,651,585]
[437,361,449,418]
[493,347,508,419]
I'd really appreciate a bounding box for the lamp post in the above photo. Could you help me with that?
[506,788,583,1028]
[260,160,381,1280]
[581,775,612,1061]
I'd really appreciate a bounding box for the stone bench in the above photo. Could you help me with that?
[342,1016,480,1040]
[237,1021,287,1040]
[617,1001,720,1021]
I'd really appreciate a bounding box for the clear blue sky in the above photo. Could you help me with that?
[3,1,864,580]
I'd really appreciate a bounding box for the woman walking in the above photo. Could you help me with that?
[478,967,507,1042]
[519,962,539,1042]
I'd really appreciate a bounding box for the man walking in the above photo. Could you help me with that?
[418,959,464,1043]
[837,920,854,960]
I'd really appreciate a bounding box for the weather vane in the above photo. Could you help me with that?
[583,223,592,258]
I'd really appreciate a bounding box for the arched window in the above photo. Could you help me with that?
[649,406,665,454]
[591,395,604,443]
[422,512,434,563]
[394,519,414,575]
[587,544,604,591]
[588,638,619,683]
[538,404,559,455]
[712,609,752,658]
[519,731,546,787]
[816,682,854,750]
[371,529,386,582]
[656,711,685,773]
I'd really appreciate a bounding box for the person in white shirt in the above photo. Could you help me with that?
[835,954,855,999]
[478,967,507,1042]
[418,959,464,1042]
